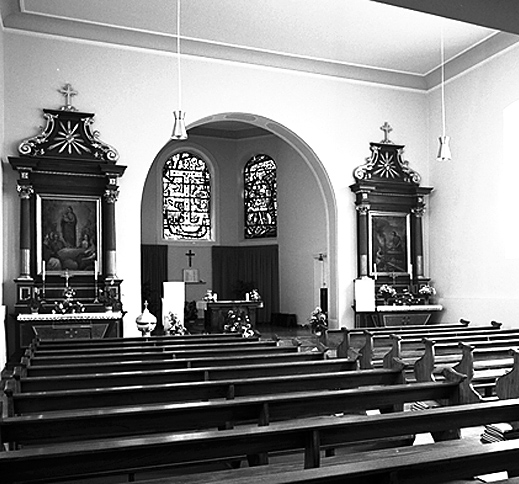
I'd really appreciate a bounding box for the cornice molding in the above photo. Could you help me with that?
[2,6,518,92]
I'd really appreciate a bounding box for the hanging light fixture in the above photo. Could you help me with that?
[437,23,451,161]
[171,0,188,140]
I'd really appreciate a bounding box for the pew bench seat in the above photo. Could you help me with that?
[134,438,519,484]
[2,397,519,484]
[0,379,470,447]
[3,367,408,415]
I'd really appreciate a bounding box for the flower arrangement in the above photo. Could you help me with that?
[223,309,256,338]
[418,284,436,297]
[377,284,397,300]
[163,311,188,336]
[394,289,416,306]
[28,288,43,313]
[52,287,85,314]
[203,290,217,302]
[97,288,122,311]
[305,306,328,336]
[247,289,262,302]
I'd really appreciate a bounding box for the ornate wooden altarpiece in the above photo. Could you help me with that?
[350,123,441,327]
[9,84,126,347]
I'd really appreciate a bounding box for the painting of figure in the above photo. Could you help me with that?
[371,213,409,274]
[38,195,100,273]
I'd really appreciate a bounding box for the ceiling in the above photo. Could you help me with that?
[2,0,518,92]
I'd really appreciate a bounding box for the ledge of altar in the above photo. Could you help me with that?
[375,304,443,313]
[17,311,124,322]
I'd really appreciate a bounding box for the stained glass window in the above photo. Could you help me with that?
[244,154,277,239]
[163,151,211,240]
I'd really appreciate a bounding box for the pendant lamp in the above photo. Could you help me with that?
[437,24,451,161]
[171,0,187,140]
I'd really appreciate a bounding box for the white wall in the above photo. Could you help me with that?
[428,42,519,328]
[0,22,6,363]
[3,30,429,336]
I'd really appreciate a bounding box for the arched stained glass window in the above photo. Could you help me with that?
[163,151,211,240]
[244,154,277,239]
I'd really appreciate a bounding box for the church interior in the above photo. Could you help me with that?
[3,1,519,482]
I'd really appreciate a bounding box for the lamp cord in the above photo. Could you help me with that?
[177,0,182,110]
[440,24,446,138]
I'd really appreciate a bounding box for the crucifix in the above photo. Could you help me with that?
[380,121,393,144]
[59,83,78,112]
[185,249,195,267]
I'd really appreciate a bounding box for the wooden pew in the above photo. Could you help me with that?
[334,322,504,366]
[325,318,471,348]
[31,332,249,349]
[414,340,519,397]
[26,338,281,358]
[23,343,302,366]
[3,364,408,414]
[4,390,519,484]
[0,372,476,448]
[358,327,519,370]
[11,357,359,392]
[133,438,519,484]
[19,351,327,377]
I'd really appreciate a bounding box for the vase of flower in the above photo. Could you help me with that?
[418,284,436,305]
[377,284,397,305]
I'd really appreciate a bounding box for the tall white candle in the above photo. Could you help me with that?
[373,263,378,280]
[94,261,99,280]
[42,261,46,282]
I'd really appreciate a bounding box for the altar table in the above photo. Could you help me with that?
[196,300,263,333]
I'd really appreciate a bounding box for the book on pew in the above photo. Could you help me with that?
[481,422,519,443]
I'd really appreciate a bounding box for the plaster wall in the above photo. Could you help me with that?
[428,41,519,327]
[3,31,428,337]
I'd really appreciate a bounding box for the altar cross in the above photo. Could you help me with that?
[185,249,195,267]
[59,83,78,112]
[380,121,393,144]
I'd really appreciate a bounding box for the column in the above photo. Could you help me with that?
[17,182,34,279]
[103,183,119,279]
[356,201,370,277]
[411,196,426,279]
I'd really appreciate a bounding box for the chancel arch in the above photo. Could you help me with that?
[141,112,337,329]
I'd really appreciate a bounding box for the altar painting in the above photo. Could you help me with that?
[370,212,410,274]
[37,195,101,274]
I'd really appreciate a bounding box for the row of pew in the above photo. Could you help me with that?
[2,322,519,483]
[328,320,519,397]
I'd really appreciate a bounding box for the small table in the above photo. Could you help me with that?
[355,304,443,327]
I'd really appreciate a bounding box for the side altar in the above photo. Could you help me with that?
[8,85,126,353]
[350,123,442,327]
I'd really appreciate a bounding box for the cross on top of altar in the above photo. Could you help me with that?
[380,121,393,144]
[59,83,78,112]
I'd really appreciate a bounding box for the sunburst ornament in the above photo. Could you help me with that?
[373,151,398,178]
[47,120,91,155]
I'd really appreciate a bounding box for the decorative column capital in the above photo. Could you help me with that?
[17,184,34,199]
[104,188,119,204]
[356,204,370,215]
[411,206,426,217]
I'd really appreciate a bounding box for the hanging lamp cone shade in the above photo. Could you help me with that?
[171,110,188,140]
[437,135,452,161]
